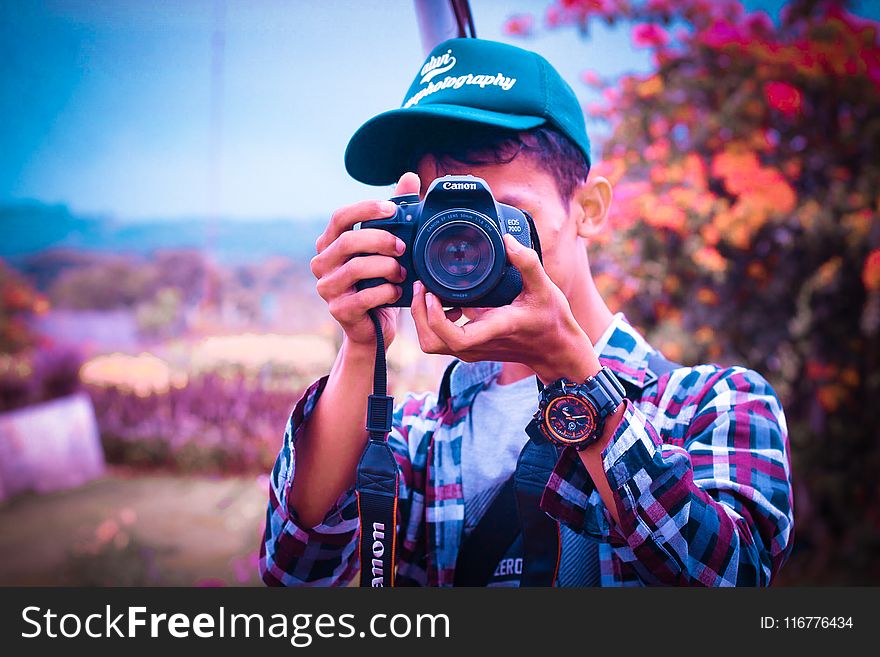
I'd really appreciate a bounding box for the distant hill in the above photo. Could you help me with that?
[0,203,326,265]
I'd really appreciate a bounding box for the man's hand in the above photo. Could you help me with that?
[310,173,420,348]
[411,233,601,383]
[291,172,421,529]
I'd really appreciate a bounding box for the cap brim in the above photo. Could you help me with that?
[344,104,546,186]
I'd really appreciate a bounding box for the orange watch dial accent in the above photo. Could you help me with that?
[542,394,598,445]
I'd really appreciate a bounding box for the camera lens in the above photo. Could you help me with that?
[424,221,494,291]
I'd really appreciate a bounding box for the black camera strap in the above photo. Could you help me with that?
[355,310,398,587]
[355,209,578,588]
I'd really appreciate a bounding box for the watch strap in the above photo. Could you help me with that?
[540,366,625,417]
[583,366,626,417]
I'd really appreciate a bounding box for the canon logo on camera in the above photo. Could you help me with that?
[442,181,478,191]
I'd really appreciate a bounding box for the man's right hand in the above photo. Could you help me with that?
[310,172,421,348]
[291,173,421,528]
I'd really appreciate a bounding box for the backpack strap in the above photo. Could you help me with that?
[437,358,461,407]
[453,476,519,586]
[514,436,561,586]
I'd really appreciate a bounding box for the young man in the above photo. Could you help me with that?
[260,38,794,586]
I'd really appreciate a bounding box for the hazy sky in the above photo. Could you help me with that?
[1,0,876,221]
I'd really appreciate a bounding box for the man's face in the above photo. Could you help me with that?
[416,153,588,299]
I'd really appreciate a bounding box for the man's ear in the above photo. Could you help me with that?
[573,175,613,239]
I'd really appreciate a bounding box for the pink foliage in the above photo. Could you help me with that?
[504,14,534,36]
[700,19,749,48]
[632,22,670,48]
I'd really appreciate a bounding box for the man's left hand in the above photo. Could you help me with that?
[411,234,601,383]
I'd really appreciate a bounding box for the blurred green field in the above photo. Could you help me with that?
[0,470,266,586]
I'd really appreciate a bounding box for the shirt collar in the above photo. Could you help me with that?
[447,312,658,400]
[594,312,658,390]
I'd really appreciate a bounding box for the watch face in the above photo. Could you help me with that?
[543,394,598,445]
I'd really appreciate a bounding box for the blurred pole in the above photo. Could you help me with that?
[413,0,476,56]
[202,0,225,318]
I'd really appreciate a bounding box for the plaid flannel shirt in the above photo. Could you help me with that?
[260,314,794,587]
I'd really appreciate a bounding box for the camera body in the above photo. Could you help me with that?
[354,175,533,307]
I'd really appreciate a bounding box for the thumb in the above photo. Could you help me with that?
[503,233,545,293]
[394,171,421,198]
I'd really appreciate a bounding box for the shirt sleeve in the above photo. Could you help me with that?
[259,376,436,587]
[540,366,794,586]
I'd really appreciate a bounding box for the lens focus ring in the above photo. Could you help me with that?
[424,221,494,291]
[412,208,506,304]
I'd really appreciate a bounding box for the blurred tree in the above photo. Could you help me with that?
[0,258,48,353]
[135,287,185,339]
[0,260,83,411]
[46,250,210,314]
[17,249,100,292]
[48,256,157,310]
[153,250,209,306]
[508,0,880,583]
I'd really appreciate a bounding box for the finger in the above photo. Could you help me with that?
[316,255,406,300]
[411,281,449,355]
[503,233,546,295]
[393,171,421,198]
[424,291,474,352]
[427,290,512,353]
[316,200,399,254]
[311,228,405,279]
[461,307,513,344]
[328,283,402,324]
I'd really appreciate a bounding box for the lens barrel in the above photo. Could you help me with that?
[424,221,495,291]
[412,208,506,304]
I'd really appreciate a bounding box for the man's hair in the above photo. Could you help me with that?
[407,125,590,202]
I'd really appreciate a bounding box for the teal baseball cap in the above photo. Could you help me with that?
[344,38,591,186]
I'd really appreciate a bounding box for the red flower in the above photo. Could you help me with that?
[503,14,534,36]
[559,0,613,18]
[864,249,880,292]
[632,23,669,49]
[700,19,748,48]
[745,10,773,36]
[764,81,803,116]
[646,0,672,14]
[580,69,601,86]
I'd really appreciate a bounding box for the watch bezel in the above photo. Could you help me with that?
[542,393,599,445]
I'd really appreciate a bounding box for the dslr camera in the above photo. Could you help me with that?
[354,175,534,307]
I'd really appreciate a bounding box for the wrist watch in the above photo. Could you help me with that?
[526,366,627,450]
